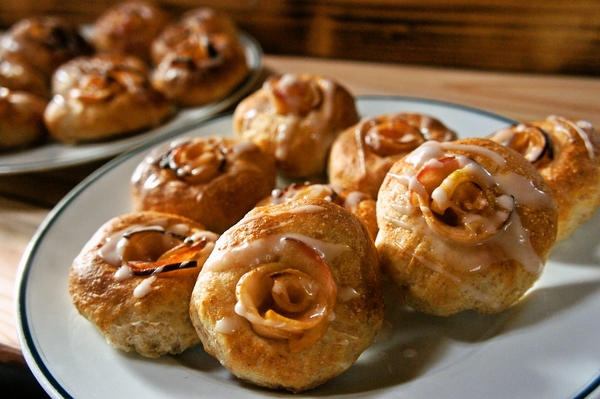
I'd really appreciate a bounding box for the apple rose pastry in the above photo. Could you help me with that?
[328,113,457,198]
[131,136,276,234]
[69,211,219,358]
[257,182,378,238]
[91,0,171,63]
[376,138,558,316]
[488,115,600,242]
[0,87,47,150]
[150,7,239,65]
[189,198,384,392]
[150,32,249,106]
[0,16,92,78]
[233,73,360,178]
[44,54,172,144]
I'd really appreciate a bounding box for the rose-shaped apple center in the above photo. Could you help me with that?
[489,124,553,165]
[415,156,514,243]
[235,237,337,352]
[160,140,226,183]
[364,119,425,156]
[121,229,184,263]
[267,74,323,116]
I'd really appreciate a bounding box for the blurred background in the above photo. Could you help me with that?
[1,0,598,76]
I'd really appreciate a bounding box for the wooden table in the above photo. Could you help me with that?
[1,54,599,390]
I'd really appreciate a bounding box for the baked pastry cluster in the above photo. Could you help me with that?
[0,2,251,149]
[69,68,600,393]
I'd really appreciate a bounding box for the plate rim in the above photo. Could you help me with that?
[0,31,264,175]
[16,95,600,399]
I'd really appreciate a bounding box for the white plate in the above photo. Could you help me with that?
[0,32,263,175]
[16,97,600,399]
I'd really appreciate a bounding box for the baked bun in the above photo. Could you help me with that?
[0,87,47,150]
[44,54,172,144]
[69,211,219,358]
[257,182,378,239]
[233,73,360,178]
[189,198,384,392]
[0,52,49,98]
[488,115,600,242]
[328,113,457,198]
[376,138,558,316]
[0,16,92,77]
[150,7,238,65]
[91,0,171,63]
[150,32,250,106]
[131,136,277,234]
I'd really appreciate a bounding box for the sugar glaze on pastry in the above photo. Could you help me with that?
[489,115,600,242]
[376,138,557,316]
[329,113,457,198]
[233,73,359,178]
[69,211,218,358]
[190,198,384,392]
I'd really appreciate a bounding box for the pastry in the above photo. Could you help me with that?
[150,7,239,65]
[488,115,600,242]
[328,113,457,198]
[233,73,360,178]
[91,0,171,63]
[189,198,384,392]
[69,211,219,358]
[376,138,558,316]
[257,182,378,238]
[0,16,92,78]
[44,54,172,144]
[0,52,49,98]
[131,136,277,234]
[0,87,47,150]
[150,32,250,106]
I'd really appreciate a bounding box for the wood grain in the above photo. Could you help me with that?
[0,0,598,75]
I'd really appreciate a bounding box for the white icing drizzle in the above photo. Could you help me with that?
[215,316,245,334]
[133,275,156,298]
[202,233,350,274]
[386,140,549,283]
[338,286,360,302]
[547,115,596,159]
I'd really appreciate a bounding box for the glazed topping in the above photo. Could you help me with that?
[267,182,338,205]
[166,34,221,70]
[266,74,323,116]
[158,138,227,183]
[547,115,597,159]
[489,123,553,165]
[232,236,338,352]
[412,155,514,243]
[388,140,549,276]
[99,219,218,278]
[66,61,149,102]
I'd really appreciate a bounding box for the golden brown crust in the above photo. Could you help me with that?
[91,0,171,63]
[233,73,360,178]
[0,16,92,78]
[328,113,457,198]
[257,182,378,239]
[68,211,218,358]
[150,7,238,65]
[489,116,600,242]
[0,87,47,150]
[44,54,172,144]
[131,136,277,234]
[189,198,384,392]
[150,32,250,106]
[375,138,558,316]
[0,52,49,99]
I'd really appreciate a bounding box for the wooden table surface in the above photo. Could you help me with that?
[1,54,599,372]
